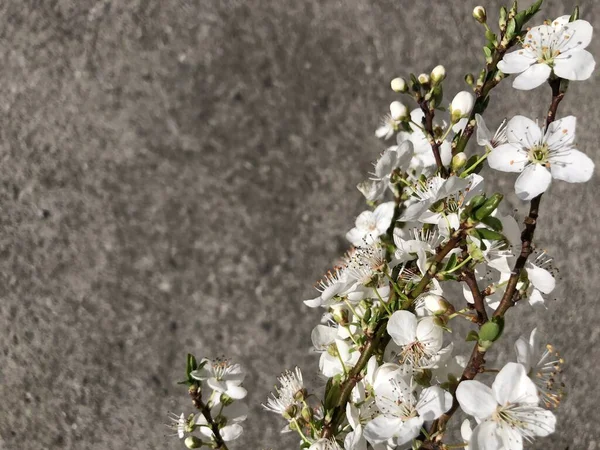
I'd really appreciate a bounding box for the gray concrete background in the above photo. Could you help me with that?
[0,0,598,449]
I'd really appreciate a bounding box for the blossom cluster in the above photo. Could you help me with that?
[172,2,593,449]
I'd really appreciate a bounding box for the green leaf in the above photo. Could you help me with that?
[570,6,580,22]
[526,0,544,17]
[186,353,199,382]
[476,228,505,241]
[482,46,493,62]
[466,330,479,342]
[445,253,458,271]
[473,193,504,220]
[485,29,497,44]
[481,216,503,231]
[505,18,517,39]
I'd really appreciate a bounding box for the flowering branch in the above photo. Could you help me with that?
[462,268,487,324]
[189,386,230,450]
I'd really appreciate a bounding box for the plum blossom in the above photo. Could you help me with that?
[363,366,452,445]
[263,367,305,416]
[190,358,247,400]
[195,401,248,442]
[487,115,594,200]
[346,202,395,246]
[498,16,595,90]
[457,362,556,450]
[476,114,508,150]
[515,328,564,408]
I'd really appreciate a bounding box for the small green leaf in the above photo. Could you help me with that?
[485,29,497,43]
[186,353,198,381]
[445,253,458,271]
[505,18,517,39]
[481,216,503,231]
[570,6,580,22]
[473,194,504,220]
[476,228,505,241]
[482,46,493,62]
[466,330,479,342]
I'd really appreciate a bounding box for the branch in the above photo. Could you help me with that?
[189,386,230,450]
[462,269,488,324]
[419,100,448,178]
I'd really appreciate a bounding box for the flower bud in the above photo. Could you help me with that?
[450,91,475,123]
[465,73,475,86]
[390,101,408,121]
[184,436,204,449]
[473,6,487,23]
[417,73,430,86]
[451,152,468,171]
[390,77,408,93]
[422,293,454,315]
[430,65,446,84]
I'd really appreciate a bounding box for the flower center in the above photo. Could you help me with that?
[527,144,550,165]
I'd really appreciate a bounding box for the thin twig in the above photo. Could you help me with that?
[189,386,229,450]
[462,269,488,324]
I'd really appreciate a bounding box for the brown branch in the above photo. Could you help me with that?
[462,269,488,324]
[423,75,567,448]
[189,385,229,450]
[419,100,448,178]
[321,231,464,439]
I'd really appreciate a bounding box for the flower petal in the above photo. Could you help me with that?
[525,264,555,294]
[505,115,543,147]
[416,386,453,421]
[514,336,534,372]
[556,20,594,52]
[416,317,443,353]
[487,144,527,173]
[387,310,417,346]
[374,201,396,234]
[456,380,497,420]
[544,115,576,150]
[550,148,595,183]
[363,415,404,444]
[393,416,424,446]
[514,164,552,201]
[554,49,596,81]
[493,362,538,405]
[498,50,535,74]
[512,63,552,90]
[220,423,244,441]
[470,420,504,450]
[225,384,248,399]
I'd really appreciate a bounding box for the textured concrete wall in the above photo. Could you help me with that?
[0,0,598,449]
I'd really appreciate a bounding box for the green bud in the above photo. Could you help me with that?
[473,6,487,23]
[451,152,468,171]
[418,73,431,86]
[184,436,204,449]
[474,193,503,220]
[468,194,487,211]
[465,73,475,86]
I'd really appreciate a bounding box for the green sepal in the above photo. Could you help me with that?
[482,45,493,63]
[186,353,199,382]
[324,375,342,411]
[444,253,458,271]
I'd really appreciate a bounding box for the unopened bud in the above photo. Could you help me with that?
[417,73,430,86]
[391,77,408,93]
[422,293,454,315]
[465,73,475,86]
[184,436,203,449]
[431,65,446,84]
[473,6,487,23]
[451,152,468,171]
[390,101,408,121]
[450,91,475,123]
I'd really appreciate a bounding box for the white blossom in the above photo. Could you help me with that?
[190,358,247,400]
[195,401,248,442]
[487,115,594,200]
[346,202,395,247]
[263,367,305,416]
[498,16,595,90]
[457,362,556,450]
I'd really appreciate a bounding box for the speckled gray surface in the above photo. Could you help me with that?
[0,1,599,449]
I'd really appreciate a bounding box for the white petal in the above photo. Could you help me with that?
[476,113,492,147]
[521,408,556,437]
[487,144,527,173]
[554,49,596,81]
[363,416,404,444]
[470,420,504,450]
[556,20,594,52]
[550,148,595,183]
[346,227,367,247]
[220,423,244,441]
[399,201,431,222]
[498,50,535,74]
[461,419,473,441]
[416,386,453,421]
[512,63,552,90]
[225,384,248,399]
[514,336,534,372]
[528,288,546,308]
[525,264,555,294]
[498,424,523,450]
[393,416,424,446]
[456,380,497,420]
[505,115,542,146]
[374,202,396,234]
[492,362,538,405]
[387,310,417,346]
[416,317,443,353]
[311,325,338,349]
[514,164,552,201]
[544,115,577,149]
[375,147,399,177]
